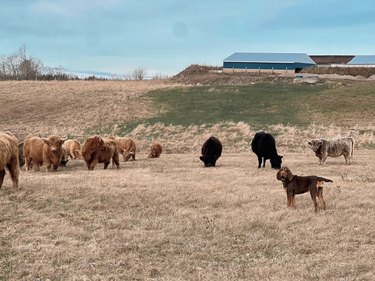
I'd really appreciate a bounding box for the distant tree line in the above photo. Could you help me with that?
[1,45,168,81]
[0,45,74,81]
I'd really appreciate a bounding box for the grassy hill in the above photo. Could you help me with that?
[1,78,375,280]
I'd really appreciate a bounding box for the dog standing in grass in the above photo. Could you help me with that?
[276,167,332,212]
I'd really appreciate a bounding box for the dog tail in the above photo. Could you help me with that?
[317,177,333,183]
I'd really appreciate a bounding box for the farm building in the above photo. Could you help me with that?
[309,55,354,67]
[223,52,316,74]
[310,55,375,68]
[347,55,375,67]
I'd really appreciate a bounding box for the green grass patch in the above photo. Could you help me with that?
[119,83,326,133]
[118,81,375,135]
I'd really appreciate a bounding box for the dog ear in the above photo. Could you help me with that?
[286,167,293,181]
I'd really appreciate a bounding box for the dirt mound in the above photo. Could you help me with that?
[174,64,222,78]
[172,64,285,85]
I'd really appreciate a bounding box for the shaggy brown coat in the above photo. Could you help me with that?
[276,167,332,212]
[147,141,162,158]
[114,137,136,161]
[24,135,67,172]
[81,136,120,170]
[0,132,20,189]
[63,139,82,160]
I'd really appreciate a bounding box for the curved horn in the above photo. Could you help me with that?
[63,134,70,142]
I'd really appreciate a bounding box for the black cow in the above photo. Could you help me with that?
[251,131,282,169]
[199,136,222,167]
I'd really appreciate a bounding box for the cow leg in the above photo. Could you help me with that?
[7,161,19,189]
[45,162,52,172]
[26,157,32,171]
[89,159,98,170]
[113,154,120,169]
[344,154,350,165]
[0,170,5,189]
[321,153,327,165]
[132,153,135,160]
[103,161,110,169]
[317,187,325,210]
[33,162,40,172]
[262,158,266,168]
[256,156,262,168]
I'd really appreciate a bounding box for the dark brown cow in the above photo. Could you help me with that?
[199,136,222,167]
[308,137,354,165]
[81,136,120,170]
[63,139,82,160]
[0,132,20,189]
[147,141,162,158]
[113,137,136,161]
[24,135,67,172]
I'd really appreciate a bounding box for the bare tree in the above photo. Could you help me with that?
[132,67,147,80]
[0,45,44,80]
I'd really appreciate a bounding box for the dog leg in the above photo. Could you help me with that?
[286,194,292,208]
[291,196,296,208]
[317,186,326,210]
[310,188,318,212]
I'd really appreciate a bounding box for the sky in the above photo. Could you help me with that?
[1,0,375,77]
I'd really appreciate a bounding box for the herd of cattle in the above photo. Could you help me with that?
[0,130,356,194]
[0,132,163,189]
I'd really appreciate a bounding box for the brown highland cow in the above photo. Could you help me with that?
[63,139,82,160]
[147,141,163,158]
[81,136,120,170]
[24,135,68,172]
[0,132,20,189]
[113,137,136,161]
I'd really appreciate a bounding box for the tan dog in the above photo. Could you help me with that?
[276,167,332,212]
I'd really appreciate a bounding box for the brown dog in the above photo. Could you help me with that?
[276,167,332,212]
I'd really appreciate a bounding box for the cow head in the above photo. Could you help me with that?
[199,155,217,167]
[308,139,323,153]
[43,135,65,153]
[82,136,104,161]
[270,155,283,169]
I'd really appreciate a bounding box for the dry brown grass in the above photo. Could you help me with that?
[1,150,374,280]
[0,80,177,138]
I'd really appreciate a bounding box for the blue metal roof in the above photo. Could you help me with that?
[348,55,375,65]
[224,52,316,65]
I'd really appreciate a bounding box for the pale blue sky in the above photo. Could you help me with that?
[1,0,374,76]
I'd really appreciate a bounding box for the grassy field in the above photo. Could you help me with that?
[1,79,375,280]
[1,151,375,280]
